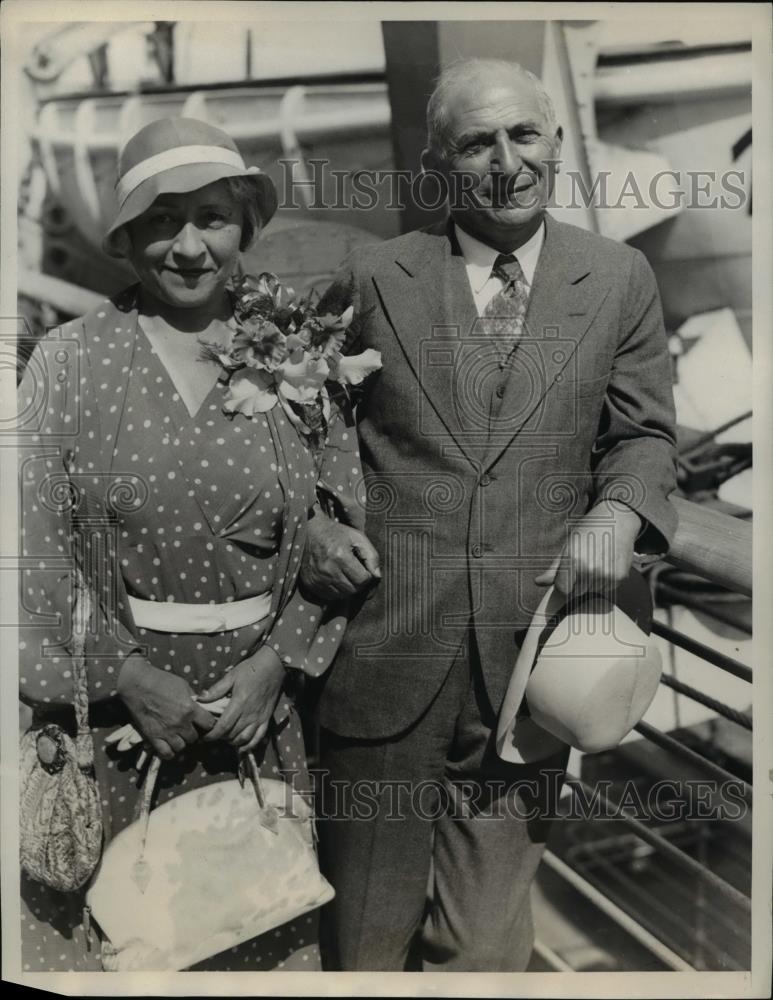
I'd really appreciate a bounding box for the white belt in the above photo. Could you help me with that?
[128,592,273,634]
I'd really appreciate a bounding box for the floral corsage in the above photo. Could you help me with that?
[200,272,381,462]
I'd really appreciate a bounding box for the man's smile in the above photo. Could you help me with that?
[476,172,541,209]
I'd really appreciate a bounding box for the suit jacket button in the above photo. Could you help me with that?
[495,385,506,399]
[480,474,493,487]
[471,544,483,558]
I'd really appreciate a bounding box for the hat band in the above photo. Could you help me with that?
[116,144,246,207]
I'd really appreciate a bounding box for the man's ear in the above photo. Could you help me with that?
[554,126,564,158]
[420,146,439,174]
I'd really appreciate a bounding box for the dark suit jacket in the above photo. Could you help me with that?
[317,214,677,739]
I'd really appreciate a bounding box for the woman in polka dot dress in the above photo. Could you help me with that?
[18,118,361,971]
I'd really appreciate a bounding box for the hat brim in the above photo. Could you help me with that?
[102,162,278,258]
[495,569,656,765]
[496,585,568,765]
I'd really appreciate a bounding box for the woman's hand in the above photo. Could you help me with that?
[198,646,285,753]
[116,654,216,761]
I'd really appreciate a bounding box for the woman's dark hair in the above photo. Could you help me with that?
[224,175,263,251]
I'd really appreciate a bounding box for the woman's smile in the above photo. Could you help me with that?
[126,181,244,322]
[164,265,215,279]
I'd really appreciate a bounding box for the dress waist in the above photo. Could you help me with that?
[128,592,272,634]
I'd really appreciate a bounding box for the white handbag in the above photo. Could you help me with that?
[86,754,333,971]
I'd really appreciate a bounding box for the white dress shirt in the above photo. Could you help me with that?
[454,221,545,316]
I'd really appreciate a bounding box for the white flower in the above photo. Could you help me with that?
[277,355,330,403]
[331,349,382,386]
[222,369,278,416]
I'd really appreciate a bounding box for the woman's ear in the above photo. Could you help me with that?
[108,227,133,260]
[239,202,263,251]
[240,222,261,252]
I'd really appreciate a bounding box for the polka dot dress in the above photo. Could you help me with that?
[18,292,334,972]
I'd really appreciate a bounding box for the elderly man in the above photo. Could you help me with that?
[304,58,677,971]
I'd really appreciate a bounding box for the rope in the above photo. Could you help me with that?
[658,673,752,730]
[634,721,752,802]
[570,848,745,970]
[650,620,752,683]
[655,586,752,635]
[564,778,751,911]
[655,574,750,605]
[680,410,752,457]
[531,939,574,972]
[541,852,695,971]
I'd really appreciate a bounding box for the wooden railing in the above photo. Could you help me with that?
[666,495,752,597]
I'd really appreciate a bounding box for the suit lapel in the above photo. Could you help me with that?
[370,216,611,473]
[482,214,610,471]
[372,225,482,470]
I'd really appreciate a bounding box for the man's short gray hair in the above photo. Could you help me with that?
[426,58,558,154]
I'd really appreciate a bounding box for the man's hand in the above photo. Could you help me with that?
[199,646,285,753]
[116,655,216,761]
[534,499,642,598]
[300,510,381,601]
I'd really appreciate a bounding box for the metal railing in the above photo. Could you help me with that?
[534,495,753,972]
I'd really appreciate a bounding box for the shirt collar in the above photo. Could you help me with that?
[454,220,545,293]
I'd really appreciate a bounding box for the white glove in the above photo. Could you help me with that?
[105,696,231,752]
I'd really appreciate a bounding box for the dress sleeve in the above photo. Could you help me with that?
[265,580,348,678]
[18,328,143,709]
[316,384,367,532]
[262,259,370,679]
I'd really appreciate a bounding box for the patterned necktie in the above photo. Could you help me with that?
[482,253,529,368]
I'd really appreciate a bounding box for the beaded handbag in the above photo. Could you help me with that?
[19,572,103,892]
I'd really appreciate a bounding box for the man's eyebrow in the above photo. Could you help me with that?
[455,121,544,147]
[455,129,494,147]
